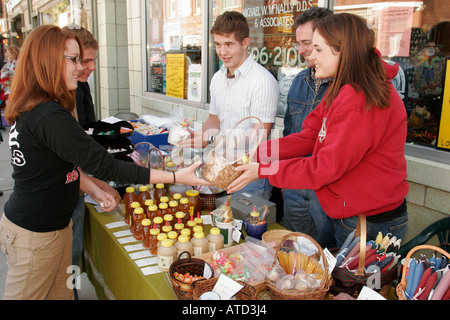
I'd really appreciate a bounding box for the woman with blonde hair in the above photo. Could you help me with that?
[0,45,20,103]
[1,25,208,299]
[228,13,409,248]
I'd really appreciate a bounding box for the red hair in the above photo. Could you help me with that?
[5,25,83,124]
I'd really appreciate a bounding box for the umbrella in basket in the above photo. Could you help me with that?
[130,142,165,170]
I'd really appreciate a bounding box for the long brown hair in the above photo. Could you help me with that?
[5,25,83,124]
[316,13,391,110]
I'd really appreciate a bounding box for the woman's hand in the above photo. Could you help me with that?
[90,189,118,212]
[226,163,260,194]
[175,162,213,186]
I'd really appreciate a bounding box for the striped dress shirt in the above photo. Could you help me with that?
[209,55,279,136]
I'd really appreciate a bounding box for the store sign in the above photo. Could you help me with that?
[166,54,186,99]
[437,58,450,150]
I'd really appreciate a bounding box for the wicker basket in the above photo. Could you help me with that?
[396,245,450,300]
[201,116,263,190]
[265,232,332,300]
[261,229,292,247]
[199,191,226,211]
[169,251,214,300]
[192,277,257,300]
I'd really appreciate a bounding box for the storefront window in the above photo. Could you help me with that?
[334,0,450,152]
[40,0,93,31]
[145,0,203,102]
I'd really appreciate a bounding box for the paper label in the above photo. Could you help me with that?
[212,274,244,300]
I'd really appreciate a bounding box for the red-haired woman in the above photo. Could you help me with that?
[0,25,208,299]
[228,13,409,249]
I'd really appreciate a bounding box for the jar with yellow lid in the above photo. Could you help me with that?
[186,189,201,219]
[168,200,178,217]
[144,199,154,218]
[167,231,178,244]
[162,220,173,233]
[174,218,184,236]
[154,183,167,206]
[180,228,191,240]
[129,201,141,227]
[149,225,160,255]
[175,235,193,259]
[157,239,176,271]
[194,212,204,228]
[138,185,152,208]
[132,207,145,240]
[191,232,209,256]
[186,219,197,235]
[207,227,224,251]
[193,225,203,234]
[175,211,185,225]
[141,219,152,248]
[152,216,164,230]
[123,187,137,225]
[159,196,169,204]
[147,204,158,220]
[158,202,168,218]
[156,232,167,250]
[172,193,182,201]
[163,213,174,227]
[178,198,190,225]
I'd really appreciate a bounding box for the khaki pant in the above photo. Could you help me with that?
[0,214,74,300]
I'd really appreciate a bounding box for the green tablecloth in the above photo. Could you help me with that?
[83,203,177,300]
[82,203,283,300]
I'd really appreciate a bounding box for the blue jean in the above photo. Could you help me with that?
[71,195,86,267]
[315,209,408,249]
[283,189,328,239]
[240,178,272,200]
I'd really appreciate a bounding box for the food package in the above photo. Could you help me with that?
[168,121,192,145]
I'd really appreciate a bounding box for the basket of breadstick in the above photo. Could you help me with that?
[201,116,264,190]
[264,232,332,300]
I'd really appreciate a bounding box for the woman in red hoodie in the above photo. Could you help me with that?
[228,13,409,248]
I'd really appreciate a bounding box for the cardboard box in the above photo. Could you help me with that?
[215,192,276,226]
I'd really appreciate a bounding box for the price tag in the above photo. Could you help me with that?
[212,274,244,300]
[105,221,127,229]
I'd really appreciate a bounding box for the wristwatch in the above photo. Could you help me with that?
[207,135,216,145]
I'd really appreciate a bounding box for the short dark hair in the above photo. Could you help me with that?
[294,7,333,30]
[210,11,249,42]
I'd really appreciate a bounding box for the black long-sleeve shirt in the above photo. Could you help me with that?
[5,100,149,232]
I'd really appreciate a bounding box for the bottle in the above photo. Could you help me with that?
[138,185,152,208]
[129,201,141,227]
[168,200,178,218]
[143,199,154,218]
[172,193,182,202]
[156,232,167,250]
[163,213,174,228]
[174,218,184,236]
[147,204,158,220]
[123,187,137,225]
[207,227,224,251]
[158,202,169,219]
[249,205,260,225]
[161,220,172,234]
[149,224,160,255]
[152,216,163,230]
[194,212,204,228]
[180,228,191,240]
[175,235,193,259]
[157,239,177,271]
[141,219,152,248]
[178,198,190,225]
[167,231,178,245]
[159,196,169,206]
[169,183,191,199]
[175,211,185,228]
[154,183,167,206]
[186,218,197,235]
[193,225,203,235]
[186,190,201,219]
[132,207,145,240]
[191,232,209,256]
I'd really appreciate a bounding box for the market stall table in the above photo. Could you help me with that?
[82,203,282,300]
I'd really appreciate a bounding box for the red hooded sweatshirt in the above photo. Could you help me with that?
[257,60,409,219]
